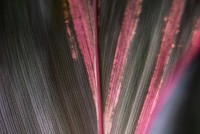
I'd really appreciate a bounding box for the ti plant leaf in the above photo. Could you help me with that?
[0,0,200,134]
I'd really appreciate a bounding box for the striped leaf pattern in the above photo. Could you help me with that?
[0,0,200,134]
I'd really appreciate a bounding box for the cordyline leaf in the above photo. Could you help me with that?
[146,19,200,134]
[0,0,97,133]
[148,52,200,134]
[100,0,200,134]
[0,0,200,134]
[62,0,102,133]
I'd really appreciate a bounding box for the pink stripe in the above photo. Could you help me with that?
[135,0,185,133]
[104,0,142,133]
[68,0,96,94]
[63,0,102,133]
[187,19,200,59]
[67,0,97,104]
[158,19,200,108]
[146,19,200,134]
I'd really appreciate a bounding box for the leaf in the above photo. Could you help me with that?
[0,0,200,134]
[99,0,200,133]
[0,0,97,133]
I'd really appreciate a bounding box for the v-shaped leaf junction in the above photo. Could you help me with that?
[62,0,200,134]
